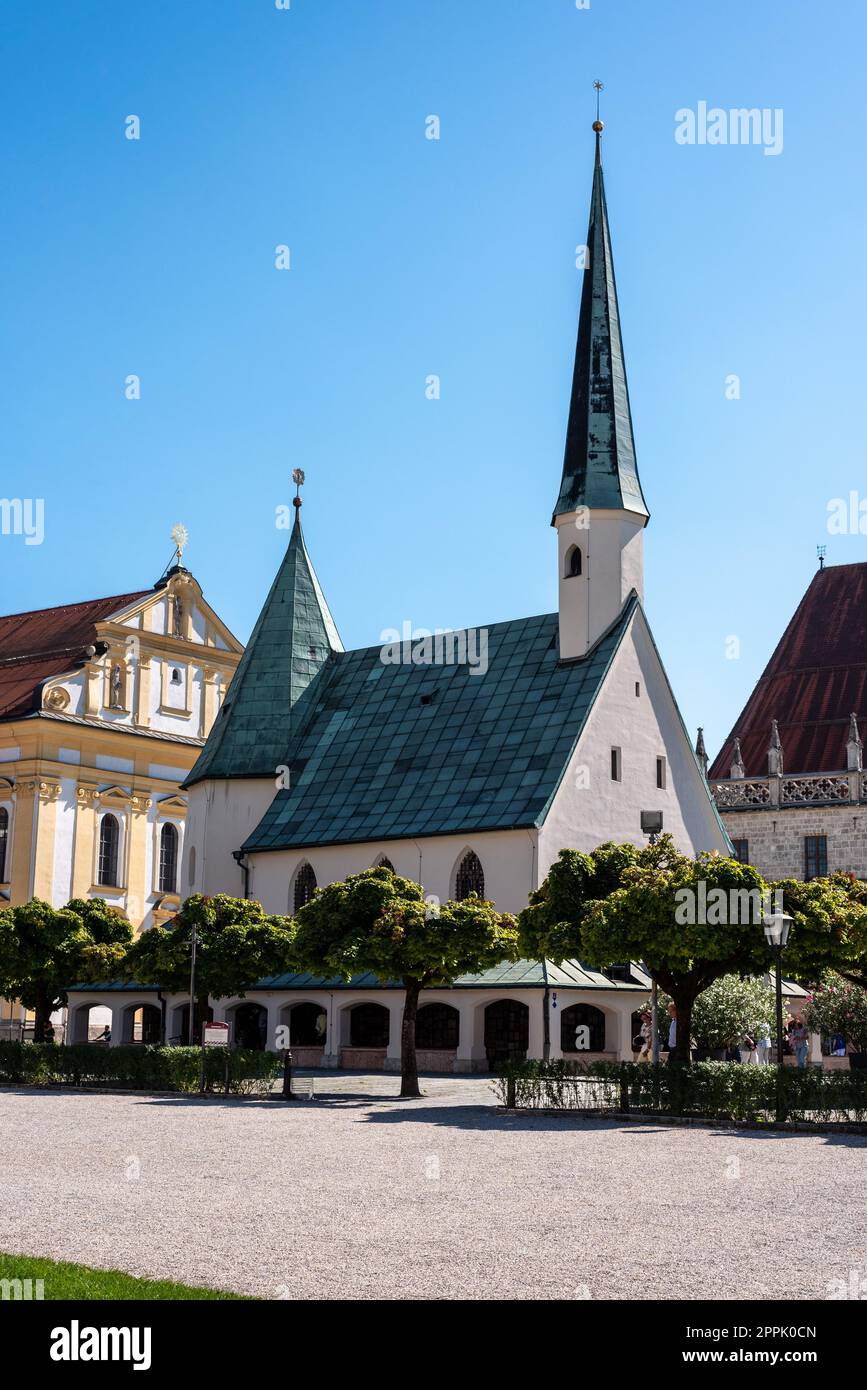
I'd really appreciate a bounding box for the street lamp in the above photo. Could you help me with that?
[641,812,664,1065]
[763,909,793,1121]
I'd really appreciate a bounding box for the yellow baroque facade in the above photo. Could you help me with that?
[0,565,242,1030]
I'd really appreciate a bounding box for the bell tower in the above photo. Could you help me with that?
[554,98,649,661]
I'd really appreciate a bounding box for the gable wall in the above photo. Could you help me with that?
[539,611,728,875]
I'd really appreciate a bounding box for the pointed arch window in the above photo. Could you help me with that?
[455,850,485,901]
[376,856,395,873]
[159,822,179,893]
[98,814,120,887]
[565,546,582,578]
[293,862,317,914]
[0,807,8,882]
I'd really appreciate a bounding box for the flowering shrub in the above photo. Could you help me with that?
[803,978,867,1052]
[690,975,777,1050]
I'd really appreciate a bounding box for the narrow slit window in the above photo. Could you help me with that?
[610,748,622,782]
[656,756,666,789]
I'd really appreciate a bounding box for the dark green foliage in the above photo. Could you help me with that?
[0,1042,280,1094]
[494,1058,867,1125]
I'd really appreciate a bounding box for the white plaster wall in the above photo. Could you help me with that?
[149,762,188,782]
[151,598,167,635]
[51,777,77,905]
[248,827,539,918]
[189,604,206,644]
[187,777,278,899]
[148,658,203,736]
[96,754,134,776]
[0,748,20,762]
[539,608,728,875]
[556,508,645,660]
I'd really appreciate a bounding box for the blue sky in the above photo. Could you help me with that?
[1,0,865,760]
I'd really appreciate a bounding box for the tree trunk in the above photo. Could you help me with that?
[33,983,54,1044]
[399,979,422,1098]
[671,992,695,1064]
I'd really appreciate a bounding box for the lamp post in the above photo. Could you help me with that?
[640,812,664,1066]
[763,909,793,1121]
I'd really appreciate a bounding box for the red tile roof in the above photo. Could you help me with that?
[710,563,867,779]
[0,591,151,721]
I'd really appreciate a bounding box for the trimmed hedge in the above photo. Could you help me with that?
[0,1042,281,1095]
[494,1058,867,1124]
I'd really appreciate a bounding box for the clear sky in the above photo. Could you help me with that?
[2,0,865,762]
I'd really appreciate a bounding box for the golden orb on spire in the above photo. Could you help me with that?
[592,120,604,133]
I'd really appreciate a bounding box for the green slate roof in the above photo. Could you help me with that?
[553,134,649,523]
[242,595,637,853]
[185,511,343,786]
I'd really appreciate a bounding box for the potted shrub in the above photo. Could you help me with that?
[802,978,867,1069]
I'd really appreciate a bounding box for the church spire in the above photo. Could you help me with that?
[185,478,343,787]
[553,105,648,523]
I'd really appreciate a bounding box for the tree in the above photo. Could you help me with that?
[767,876,867,989]
[122,894,295,1043]
[518,842,640,963]
[0,897,133,1041]
[581,839,774,1060]
[291,867,519,1097]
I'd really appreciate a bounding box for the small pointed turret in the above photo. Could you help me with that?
[847,713,863,772]
[186,485,342,786]
[695,727,708,778]
[730,738,745,780]
[767,720,784,776]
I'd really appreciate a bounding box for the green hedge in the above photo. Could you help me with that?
[493,1058,867,1124]
[0,1042,281,1095]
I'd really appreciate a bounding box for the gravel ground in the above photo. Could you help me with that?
[1,1074,865,1301]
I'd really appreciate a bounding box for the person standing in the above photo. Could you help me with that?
[791,1018,809,1068]
[756,1022,772,1066]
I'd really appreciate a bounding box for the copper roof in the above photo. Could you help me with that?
[710,563,867,778]
[0,591,150,720]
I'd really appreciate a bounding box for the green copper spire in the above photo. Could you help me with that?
[553,121,649,522]
[185,499,343,786]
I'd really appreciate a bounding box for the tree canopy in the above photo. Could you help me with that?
[122,894,295,1042]
[292,867,518,1096]
[0,896,133,1041]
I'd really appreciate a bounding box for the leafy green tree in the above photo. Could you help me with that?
[291,867,519,1097]
[768,876,867,989]
[122,894,295,1043]
[518,842,640,963]
[525,836,770,1061]
[0,897,133,1042]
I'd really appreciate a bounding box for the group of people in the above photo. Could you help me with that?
[632,1004,811,1066]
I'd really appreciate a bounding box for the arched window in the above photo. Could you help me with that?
[98,814,120,887]
[455,849,484,901]
[0,807,8,882]
[565,546,582,578]
[293,862,317,914]
[159,822,179,893]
